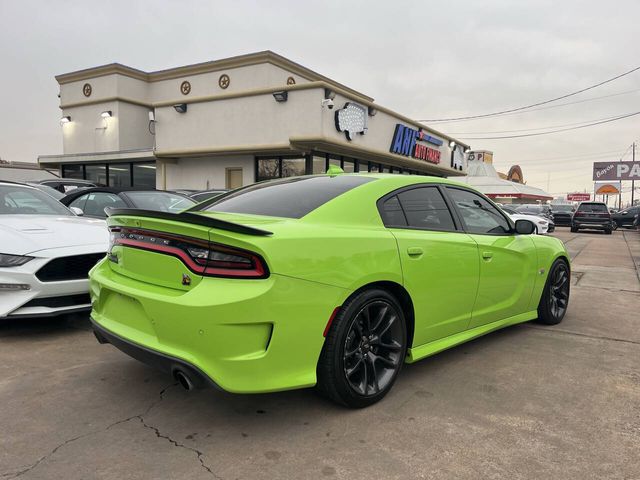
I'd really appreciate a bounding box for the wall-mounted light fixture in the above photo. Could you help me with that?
[100,110,112,118]
[60,116,71,125]
[148,111,155,122]
[368,106,378,116]
[449,140,456,148]
[464,147,471,153]
[173,103,188,114]
[272,91,288,102]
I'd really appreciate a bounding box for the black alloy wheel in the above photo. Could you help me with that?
[343,300,404,396]
[317,289,407,408]
[537,260,570,325]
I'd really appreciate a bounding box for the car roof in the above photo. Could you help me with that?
[0,180,39,189]
[37,178,95,184]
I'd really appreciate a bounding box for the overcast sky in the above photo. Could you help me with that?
[1,0,639,203]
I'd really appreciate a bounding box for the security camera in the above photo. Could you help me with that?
[321,98,334,109]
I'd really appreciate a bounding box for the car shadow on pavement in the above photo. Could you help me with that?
[0,312,91,338]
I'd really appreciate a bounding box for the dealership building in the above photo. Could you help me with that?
[38,51,469,190]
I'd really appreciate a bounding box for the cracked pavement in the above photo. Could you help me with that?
[1,229,639,479]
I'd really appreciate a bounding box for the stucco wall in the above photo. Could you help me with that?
[160,155,254,190]
[154,88,323,153]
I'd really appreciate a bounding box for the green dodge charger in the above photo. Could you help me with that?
[89,173,570,408]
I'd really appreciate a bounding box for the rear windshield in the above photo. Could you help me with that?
[516,205,543,213]
[195,175,374,219]
[552,205,573,212]
[577,203,608,213]
[125,191,196,213]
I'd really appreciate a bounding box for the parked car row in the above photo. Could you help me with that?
[500,206,554,234]
[0,180,230,319]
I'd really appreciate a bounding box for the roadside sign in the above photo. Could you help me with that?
[567,193,590,201]
[593,161,640,181]
[594,181,621,195]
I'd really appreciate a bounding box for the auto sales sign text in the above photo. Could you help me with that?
[592,161,640,181]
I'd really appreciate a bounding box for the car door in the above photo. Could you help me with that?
[444,187,537,328]
[380,185,480,346]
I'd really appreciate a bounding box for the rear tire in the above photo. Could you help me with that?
[316,288,407,408]
[570,226,578,233]
[605,229,612,235]
[537,259,570,325]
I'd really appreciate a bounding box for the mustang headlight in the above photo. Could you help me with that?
[0,253,34,267]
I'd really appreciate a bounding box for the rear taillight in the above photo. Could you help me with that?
[109,227,268,278]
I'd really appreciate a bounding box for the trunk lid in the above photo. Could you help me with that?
[105,209,286,290]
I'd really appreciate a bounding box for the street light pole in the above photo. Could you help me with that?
[632,142,636,206]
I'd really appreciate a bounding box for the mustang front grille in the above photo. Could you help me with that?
[36,253,105,282]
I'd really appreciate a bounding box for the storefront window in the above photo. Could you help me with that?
[109,163,132,187]
[281,158,306,178]
[342,159,355,173]
[329,158,341,169]
[257,159,280,181]
[85,164,107,185]
[62,164,83,179]
[312,155,326,174]
[369,164,381,173]
[357,161,369,173]
[132,163,156,188]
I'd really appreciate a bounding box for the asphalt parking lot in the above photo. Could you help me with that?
[1,229,639,480]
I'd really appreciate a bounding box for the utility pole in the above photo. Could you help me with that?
[632,142,636,206]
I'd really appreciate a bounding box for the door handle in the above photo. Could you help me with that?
[407,247,424,257]
[482,251,493,260]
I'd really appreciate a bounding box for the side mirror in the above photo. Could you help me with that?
[515,219,536,235]
[69,206,84,216]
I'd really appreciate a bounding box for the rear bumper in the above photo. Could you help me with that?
[553,217,572,226]
[89,259,349,393]
[572,221,611,230]
[92,318,219,390]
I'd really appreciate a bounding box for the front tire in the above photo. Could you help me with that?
[537,260,570,325]
[612,221,618,230]
[316,289,407,408]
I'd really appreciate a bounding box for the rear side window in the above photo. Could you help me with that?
[380,186,456,231]
[197,176,374,219]
[577,203,608,213]
[380,195,407,226]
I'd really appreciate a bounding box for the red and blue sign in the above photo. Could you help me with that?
[390,124,442,165]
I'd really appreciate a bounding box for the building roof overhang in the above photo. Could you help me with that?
[38,148,156,166]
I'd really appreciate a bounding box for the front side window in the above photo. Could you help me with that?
[446,187,511,235]
[381,187,455,230]
[0,186,72,216]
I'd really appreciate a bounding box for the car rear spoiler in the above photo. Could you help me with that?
[104,208,273,236]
